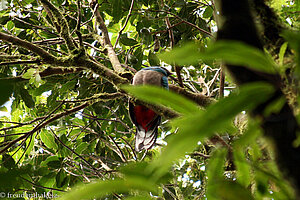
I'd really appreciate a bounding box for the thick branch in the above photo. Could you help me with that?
[134,98,179,119]
[252,0,285,50]
[90,2,125,74]
[0,32,56,63]
[0,67,84,83]
[75,57,129,86]
[40,0,77,52]
[169,84,214,107]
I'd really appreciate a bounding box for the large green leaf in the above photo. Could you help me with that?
[0,80,13,106]
[148,51,160,66]
[58,177,157,200]
[40,130,58,149]
[19,86,35,108]
[148,82,275,178]
[120,34,138,46]
[159,41,277,74]
[282,31,300,76]
[206,149,254,199]
[208,180,254,200]
[122,85,200,115]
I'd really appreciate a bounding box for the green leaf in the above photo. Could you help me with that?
[203,6,213,18]
[19,86,35,108]
[0,80,13,106]
[0,106,7,112]
[60,80,76,93]
[41,156,59,166]
[124,196,152,200]
[56,170,68,188]
[149,82,275,178]
[140,28,152,45]
[75,142,88,154]
[2,154,16,169]
[25,133,35,155]
[40,130,58,149]
[207,148,227,181]
[38,172,56,188]
[148,51,160,66]
[208,180,254,200]
[0,15,9,25]
[282,31,300,76]
[122,85,199,115]
[6,20,14,31]
[120,34,138,46]
[233,145,252,187]
[159,42,201,66]
[58,177,157,200]
[279,42,288,66]
[22,68,36,79]
[159,41,277,74]
[112,0,122,22]
[205,149,251,200]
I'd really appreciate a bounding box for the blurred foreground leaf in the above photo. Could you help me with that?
[159,41,277,74]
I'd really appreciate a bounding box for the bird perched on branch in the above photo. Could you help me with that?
[129,67,169,152]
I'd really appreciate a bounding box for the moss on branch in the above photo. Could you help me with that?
[40,0,77,52]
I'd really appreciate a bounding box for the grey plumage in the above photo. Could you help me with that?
[129,67,169,152]
[132,70,165,87]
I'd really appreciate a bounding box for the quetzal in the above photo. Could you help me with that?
[129,67,169,152]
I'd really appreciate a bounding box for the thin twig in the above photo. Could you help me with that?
[151,21,184,35]
[120,137,137,160]
[16,134,33,165]
[50,128,103,177]
[107,135,127,162]
[0,59,40,66]
[161,0,184,87]
[114,0,135,49]
[219,65,225,98]
[21,177,66,192]
[13,17,58,37]
[76,0,83,48]
[147,9,213,37]
[190,152,211,158]
[0,102,89,154]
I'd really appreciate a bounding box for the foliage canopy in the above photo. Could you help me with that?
[0,0,299,199]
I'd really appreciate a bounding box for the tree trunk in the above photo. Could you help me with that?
[215,0,300,197]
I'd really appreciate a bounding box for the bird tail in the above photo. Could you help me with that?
[135,116,160,152]
[135,127,158,152]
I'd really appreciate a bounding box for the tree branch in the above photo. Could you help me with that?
[0,59,40,66]
[169,84,215,107]
[0,67,84,83]
[39,0,77,52]
[0,102,89,155]
[160,0,184,88]
[0,32,56,63]
[90,2,125,74]
[148,9,214,37]
[50,128,103,177]
[114,0,135,49]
